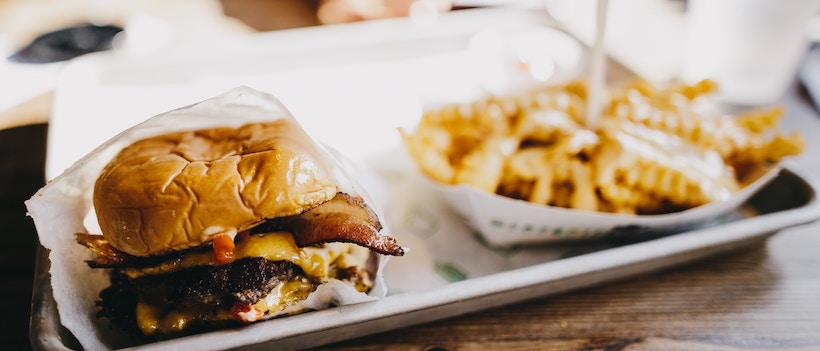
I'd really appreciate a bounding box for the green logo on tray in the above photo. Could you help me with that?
[490,218,604,239]
[434,261,468,282]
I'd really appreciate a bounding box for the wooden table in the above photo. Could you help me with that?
[3,5,820,351]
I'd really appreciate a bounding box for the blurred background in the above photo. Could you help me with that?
[4,0,819,127]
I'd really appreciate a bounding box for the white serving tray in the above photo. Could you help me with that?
[32,7,820,351]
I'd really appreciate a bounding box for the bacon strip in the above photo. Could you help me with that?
[258,193,405,256]
[76,233,194,268]
[76,233,131,267]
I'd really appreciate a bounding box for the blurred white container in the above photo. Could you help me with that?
[682,0,820,106]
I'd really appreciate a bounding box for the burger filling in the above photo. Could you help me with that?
[98,238,371,337]
[78,193,403,338]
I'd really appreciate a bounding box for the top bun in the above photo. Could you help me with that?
[93,121,339,257]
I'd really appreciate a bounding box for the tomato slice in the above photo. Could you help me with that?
[213,233,235,265]
[230,303,263,322]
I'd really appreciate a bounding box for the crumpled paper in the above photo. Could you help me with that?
[25,86,391,350]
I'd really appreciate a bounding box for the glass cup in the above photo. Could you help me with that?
[681,0,820,106]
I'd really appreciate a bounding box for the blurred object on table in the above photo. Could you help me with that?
[521,0,820,107]
[681,0,820,106]
[0,0,253,54]
[0,0,255,131]
[220,0,453,29]
[799,43,820,112]
[220,0,322,30]
[544,0,687,85]
[316,0,452,25]
[8,24,122,63]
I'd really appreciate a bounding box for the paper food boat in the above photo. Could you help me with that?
[424,166,782,247]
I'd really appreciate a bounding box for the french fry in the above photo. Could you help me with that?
[401,79,804,215]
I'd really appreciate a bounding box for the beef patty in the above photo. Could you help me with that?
[97,257,312,338]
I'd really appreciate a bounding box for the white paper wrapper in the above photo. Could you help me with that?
[25,86,393,350]
[421,167,782,247]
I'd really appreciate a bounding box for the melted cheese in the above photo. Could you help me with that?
[131,231,373,336]
[135,277,315,336]
[125,232,372,279]
[243,278,316,322]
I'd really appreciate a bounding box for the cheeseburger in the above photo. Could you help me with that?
[75,118,404,338]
